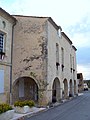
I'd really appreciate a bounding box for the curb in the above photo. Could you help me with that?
[12,94,84,120]
[11,108,46,120]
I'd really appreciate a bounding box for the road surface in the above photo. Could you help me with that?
[25,91,90,120]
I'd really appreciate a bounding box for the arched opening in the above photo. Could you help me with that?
[63,79,68,99]
[74,80,76,94]
[52,78,60,103]
[12,77,38,103]
[69,79,73,97]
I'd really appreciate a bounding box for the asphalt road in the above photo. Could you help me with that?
[25,91,90,120]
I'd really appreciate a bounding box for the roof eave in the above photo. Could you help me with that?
[61,32,72,45]
[48,17,62,31]
[0,7,16,24]
[72,45,77,51]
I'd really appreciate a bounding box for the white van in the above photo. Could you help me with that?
[83,83,88,91]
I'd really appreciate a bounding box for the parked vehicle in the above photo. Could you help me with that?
[83,83,88,91]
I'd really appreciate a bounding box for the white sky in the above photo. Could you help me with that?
[1,0,90,79]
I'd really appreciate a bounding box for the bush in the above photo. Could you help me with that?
[0,103,12,114]
[14,100,35,108]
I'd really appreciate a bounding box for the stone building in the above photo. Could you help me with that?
[61,32,77,98]
[0,8,16,103]
[12,15,78,105]
[77,73,84,92]
[0,8,78,105]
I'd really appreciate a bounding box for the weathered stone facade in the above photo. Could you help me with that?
[12,15,78,105]
[0,8,16,103]
[0,8,78,105]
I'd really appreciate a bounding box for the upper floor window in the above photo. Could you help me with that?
[0,33,5,60]
[56,43,59,63]
[70,54,72,72]
[57,29,61,38]
[72,56,75,70]
[2,21,6,28]
[61,47,64,71]
[56,43,60,71]
[0,33,4,52]
[61,47,64,64]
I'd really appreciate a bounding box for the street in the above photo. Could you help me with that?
[25,91,90,120]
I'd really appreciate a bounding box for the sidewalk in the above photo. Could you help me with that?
[11,93,83,120]
[10,107,46,120]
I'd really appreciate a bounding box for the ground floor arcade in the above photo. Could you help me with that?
[12,76,78,106]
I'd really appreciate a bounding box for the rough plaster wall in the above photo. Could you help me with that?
[46,21,76,101]
[60,36,72,96]
[60,35,77,95]
[12,16,77,104]
[72,47,78,94]
[72,47,77,80]
[12,16,48,89]
[47,21,62,101]
[0,16,12,63]
[0,15,13,103]
[60,35,72,81]
[0,65,10,103]
[47,21,62,87]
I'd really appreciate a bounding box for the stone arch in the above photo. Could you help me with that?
[12,76,38,103]
[13,76,39,88]
[52,77,61,103]
[69,79,73,97]
[63,79,68,99]
[74,80,76,94]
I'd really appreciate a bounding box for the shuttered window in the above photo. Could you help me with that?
[0,70,4,93]
[0,33,4,52]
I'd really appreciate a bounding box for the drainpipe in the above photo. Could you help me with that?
[10,21,16,105]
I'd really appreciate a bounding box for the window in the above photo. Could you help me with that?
[72,57,74,69]
[56,43,59,63]
[2,21,6,28]
[0,33,5,59]
[61,47,64,64]
[57,29,61,38]
[0,33,4,52]
[0,70,4,93]
[61,47,64,71]
[70,54,72,72]
[56,43,60,71]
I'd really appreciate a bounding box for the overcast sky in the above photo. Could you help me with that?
[0,0,90,79]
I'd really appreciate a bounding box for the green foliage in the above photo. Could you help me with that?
[14,100,35,108]
[30,72,37,78]
[0,103,12,114]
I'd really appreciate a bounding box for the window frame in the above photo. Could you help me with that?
[0,31,6,60]
[0,33,4,52]
[61,47,64,71]
[0,69,4,93]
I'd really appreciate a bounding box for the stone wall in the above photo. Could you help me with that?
[12,16,78,105]
[12,16,49,105]
[0,9,16,103]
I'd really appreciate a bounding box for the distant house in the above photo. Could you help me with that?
[0,8,16,103]
[12,15,78,105]
[77,73,84,92]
